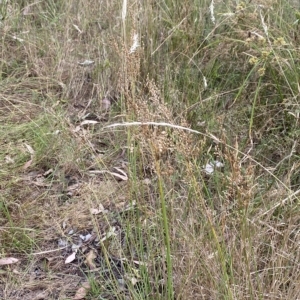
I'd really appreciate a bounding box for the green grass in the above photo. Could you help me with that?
[0,0,300,299]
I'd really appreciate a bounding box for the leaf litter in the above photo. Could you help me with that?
[89,168,128,181]
[65,251,77,264]
[2,97,143,300]
[73,282,91,300]
[0,257,19,266]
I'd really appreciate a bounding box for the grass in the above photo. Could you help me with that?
[0,0,300,299]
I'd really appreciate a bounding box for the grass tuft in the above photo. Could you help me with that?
[1,0,300,299]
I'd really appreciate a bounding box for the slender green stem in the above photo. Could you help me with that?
[249,74,263,139]
[156,161,174,300]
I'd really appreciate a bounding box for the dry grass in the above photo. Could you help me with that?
[1,0,300,299]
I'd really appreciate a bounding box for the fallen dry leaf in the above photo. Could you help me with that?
[78,60,94,66]
[22,5,32,15]
[24,143,35,155]
[80,233,92,242]
[12,35,24,43]
[23,159,33,170]
[132,259,148,266]
[0,257,19,266]
[203,160,224,175]
[89,169,128,181]
[5,155,14,164]
[85,249,97,270]
[33,291,49,300]
[43,169,53,176]
[73,126,81,133]
[100,226,117,242]
[90,203,105,215]
[126,275,138,286]
[73,24,82,34]
[110,172,128,181]
[101,98,111,111]
[65,251,77,264]
[31,177,51,187]
[22,1,40,16]
[113,167,128,179]
[80,120,99,126]
[73,282,91,300]
[67,183,80,192]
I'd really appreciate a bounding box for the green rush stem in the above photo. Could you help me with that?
[249,74,263,140]
[156,161,174,299]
